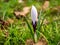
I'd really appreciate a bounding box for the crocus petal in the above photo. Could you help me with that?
[31,5,38,24]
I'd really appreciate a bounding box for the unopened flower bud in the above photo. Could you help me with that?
[31,5,38,25]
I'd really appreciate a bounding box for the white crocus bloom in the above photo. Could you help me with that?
[31,5,38,24]
[31,5,38,42]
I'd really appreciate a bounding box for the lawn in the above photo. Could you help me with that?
[0,0,60,45]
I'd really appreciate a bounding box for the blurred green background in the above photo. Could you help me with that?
[0,0,60,45]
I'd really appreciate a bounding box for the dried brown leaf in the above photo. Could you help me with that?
[18,0,24,3]
[42,1,49,10]
[50,6,60,14]
[7,18,14,24]
[14,7,30,17]
[0,19,9,29]
[25,36,48,45]
[26,39,33,45]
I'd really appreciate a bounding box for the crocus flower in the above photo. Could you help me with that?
[31,5,38,32]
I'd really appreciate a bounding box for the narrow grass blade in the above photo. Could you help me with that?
[36,30,48,43]
[37,9,42,31]
[24,17,34,40]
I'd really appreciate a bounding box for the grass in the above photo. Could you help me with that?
[0,0,60,45]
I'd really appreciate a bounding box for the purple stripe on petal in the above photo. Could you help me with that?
[32,21,37,32]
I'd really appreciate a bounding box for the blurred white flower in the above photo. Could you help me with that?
[31,5,38,24]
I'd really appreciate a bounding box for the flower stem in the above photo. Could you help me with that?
[34,32,37,43]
